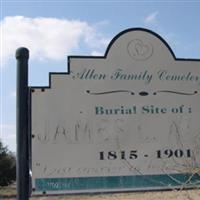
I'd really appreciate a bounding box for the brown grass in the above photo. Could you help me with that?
[0,185,16,198]
[1,185,200,200]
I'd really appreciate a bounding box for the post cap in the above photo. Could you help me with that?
[15,47,29,59]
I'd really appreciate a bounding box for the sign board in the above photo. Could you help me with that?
[31,28,200,195]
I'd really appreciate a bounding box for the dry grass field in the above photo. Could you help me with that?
[28,189,200,200]
[1,186,200,200]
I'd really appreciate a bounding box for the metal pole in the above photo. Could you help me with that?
[16,47,29,200]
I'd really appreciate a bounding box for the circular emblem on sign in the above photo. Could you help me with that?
[127,39,153,61]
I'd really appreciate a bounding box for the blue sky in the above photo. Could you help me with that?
[1,1,200,152]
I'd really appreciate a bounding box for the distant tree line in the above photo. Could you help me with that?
[0,140,16,186]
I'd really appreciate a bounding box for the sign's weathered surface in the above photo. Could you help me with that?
[31,28,200,195]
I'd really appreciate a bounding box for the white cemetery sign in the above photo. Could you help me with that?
[31,28,200,195]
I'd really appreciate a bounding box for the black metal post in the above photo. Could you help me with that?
[16,47,29,200]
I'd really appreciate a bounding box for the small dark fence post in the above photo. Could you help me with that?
[16,47,29,200]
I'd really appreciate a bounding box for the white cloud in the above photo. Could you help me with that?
[0,124,16,152]
[10,91,16,98]
[91,50,104,56]
[1,16,110,66]
[144,11,159,24]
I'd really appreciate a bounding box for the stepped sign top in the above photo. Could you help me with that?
[31,28,200,195]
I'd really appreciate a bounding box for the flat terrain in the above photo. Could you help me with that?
[1,186,200,200]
